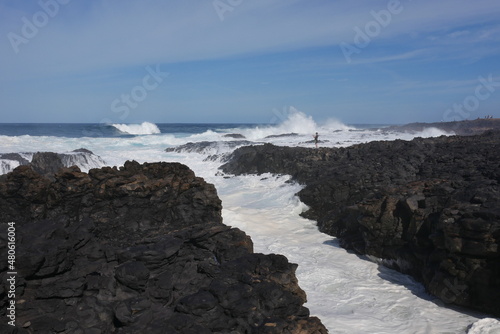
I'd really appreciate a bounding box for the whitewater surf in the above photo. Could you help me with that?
[0,109,498,333]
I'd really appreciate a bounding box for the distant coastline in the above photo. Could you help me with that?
[385,118,500,135]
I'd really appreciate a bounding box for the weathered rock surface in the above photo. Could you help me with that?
[0,161,326,333]
[221,131,500,316]
[223,133,246,139]
[386,118,500,135]
[0,149,106,177]
[265,133,299,139]
[165,141,256,155]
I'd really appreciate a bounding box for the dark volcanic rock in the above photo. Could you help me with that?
[0,161,326,333]
[265,133,299,139]
[221,131,500,316]
[30,152,65,176]
[165,141,261,163]
[302,140,330,145]
[72,148,94,154]
[386,118,500,135]
[165,140,256,154]
[0,149,106,177]
[223,133,246,139]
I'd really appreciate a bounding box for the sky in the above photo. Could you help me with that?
[0,0,499,124]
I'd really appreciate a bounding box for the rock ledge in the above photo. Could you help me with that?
[0,161,327,333]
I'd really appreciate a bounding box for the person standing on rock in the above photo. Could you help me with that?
[313,132,319,148]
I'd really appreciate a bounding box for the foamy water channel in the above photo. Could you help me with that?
[1,112,499,333]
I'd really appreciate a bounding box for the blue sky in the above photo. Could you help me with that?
[1,0,499,124]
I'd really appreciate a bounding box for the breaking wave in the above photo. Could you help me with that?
[60,151,107,172]
[111,122,161,135]
[234,107,352,141]
[0,159,20,175]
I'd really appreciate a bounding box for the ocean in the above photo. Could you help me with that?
[0,110,498,333]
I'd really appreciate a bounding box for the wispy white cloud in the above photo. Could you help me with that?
[348,49,427,65]
[448,30,471,39]
[1,0,499,78]
[1,0,499,122]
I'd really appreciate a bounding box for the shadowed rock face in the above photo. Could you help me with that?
[0,161,327,333]
[221,131,500,316]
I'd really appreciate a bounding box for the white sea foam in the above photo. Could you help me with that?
[200,172,485,334]
[230,107,321,140]
[111,121,161,135]
[321,117,354,131]
[0,159,20,175]
[277,107,318,134]
[416,127,455,137]
[467,318,500,334]
[60,151,107,172]
[0,151,106,174]
[183,130,224,142]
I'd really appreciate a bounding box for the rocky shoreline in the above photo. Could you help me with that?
[385,118,500,135]
[221,130,500,316]
[0,159,327,333]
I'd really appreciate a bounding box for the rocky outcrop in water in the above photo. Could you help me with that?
[0,161,326,333]
[221,131,500,316]
[265,133,299,139]
[0,154,30,166]
[165,141,256,155]
[223,133,246,139]
[165,140,262,163]
[0,149,105,176]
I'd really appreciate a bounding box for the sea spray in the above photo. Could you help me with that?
[111,121,161,135]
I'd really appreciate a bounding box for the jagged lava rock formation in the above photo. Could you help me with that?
[0,161,326,333]
[221,131,500,316]
[0,149,106,176]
